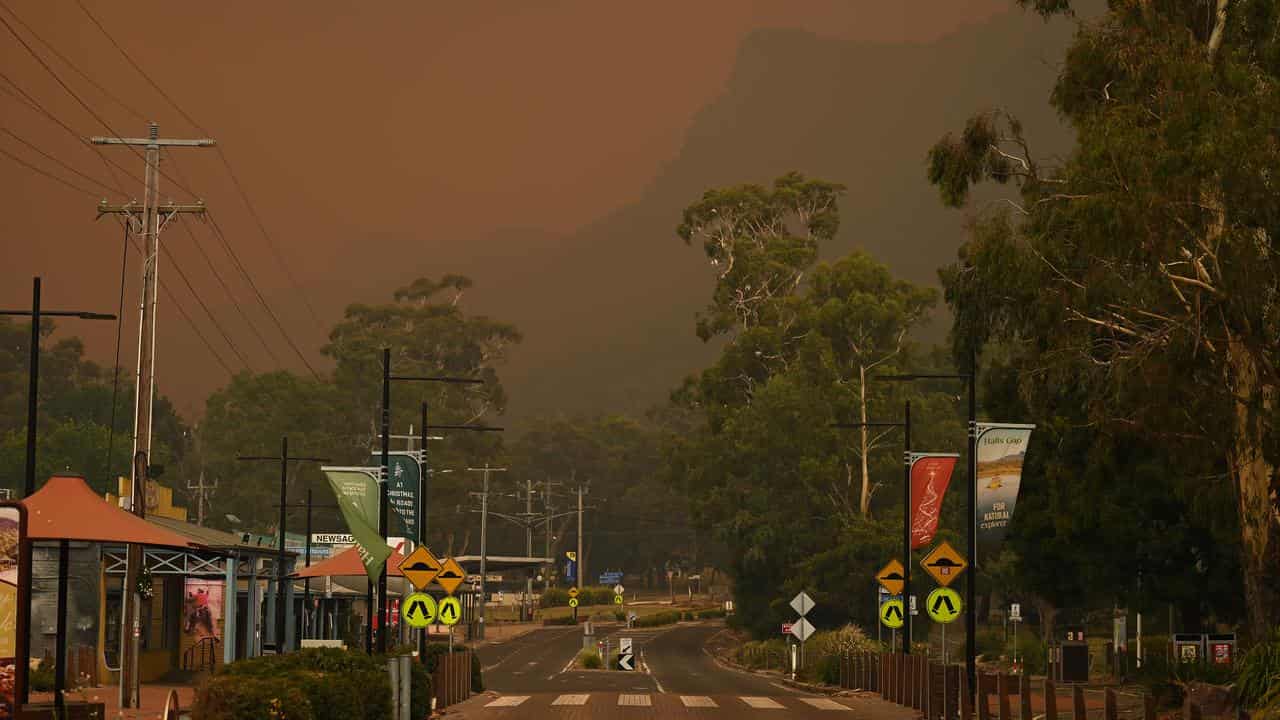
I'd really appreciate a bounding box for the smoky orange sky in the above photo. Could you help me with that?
[2,1,1012,421]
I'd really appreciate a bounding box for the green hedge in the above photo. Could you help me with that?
[634,610,682,628]
[540,586,618,607]
[543,614,578,626]
[193,647,435,720]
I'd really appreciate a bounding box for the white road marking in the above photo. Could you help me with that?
[485,696,530,707]
[800,698,853,710]
[618,694,652,707]
[740,696,786,709]
[552,694,590,706]
[680,695,718,707]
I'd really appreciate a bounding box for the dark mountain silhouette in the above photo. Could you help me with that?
[452,9,1083,424]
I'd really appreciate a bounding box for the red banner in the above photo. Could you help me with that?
[910,454,958,549]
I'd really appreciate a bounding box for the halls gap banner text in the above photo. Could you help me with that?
[974,423,1035,564]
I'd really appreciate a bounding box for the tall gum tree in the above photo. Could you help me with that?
[928,0,1280,637]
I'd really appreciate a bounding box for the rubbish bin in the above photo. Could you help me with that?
[1206,634,1236,666]
[1173,633,1205,664]
[1059,626,1089,683]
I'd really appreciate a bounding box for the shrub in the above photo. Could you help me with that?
[697,608,727,620]
[540,587,570,608]
[1238,629,1280,709]
[28,660,53,693]
[975,628,1004,660]
[614,611,626,622]
[540,586,616,607]
[202,648,392,720]
[543,614,578,626]
[578,649,602,669]
[634,611,681,628]
[194,675,315,720]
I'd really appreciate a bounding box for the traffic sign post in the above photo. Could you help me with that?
[399,546,442,591]
[788,591,816,672]
[877,560,906,595]
[436,557,466,595]
[921,541,968,587]
[438,596,462,626]
[402,593,437,628]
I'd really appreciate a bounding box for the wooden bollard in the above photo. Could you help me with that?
[1044,679,1058,720]
[1105,688,1117,720]
[961,669,974,720]
[977,674,992,720]
[1143,693,1156,720]
[1019,673,1032,720]
[881,654,889,700]
[997,673,1013,720]
[1072,684,1087,720]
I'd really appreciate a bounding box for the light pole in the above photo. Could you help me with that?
[380,348,499,654]
[877,357,977,689]
[2,276,115,708]
[833,400,912,652]
[237,437,329,653]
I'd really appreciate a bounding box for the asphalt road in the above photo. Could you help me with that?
[456,622,921,718]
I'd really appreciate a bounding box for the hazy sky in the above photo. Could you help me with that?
[1,2,1010,419]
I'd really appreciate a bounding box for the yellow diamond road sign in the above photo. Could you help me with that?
[402,592,437,628]
[436,557,466,595]
[926,587,963,624]
[399,546,442,591]
[438,596,462,626]
[880,598,905,629]
[921,541,968,588]
[568,587,580,599]
[877,559,906,595]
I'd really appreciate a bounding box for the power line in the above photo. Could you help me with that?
[1,126,115,194]
[74,0,327,333]
[158,236,253,372]
[102,222,129,483]
[204,211,322,380]
[0,10,197,198]
[178,220,284,367]
[0,70,144,189]
[0,0,146,123]
[0,144,98,197]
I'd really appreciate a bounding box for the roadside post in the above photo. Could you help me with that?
[789,591,816,673]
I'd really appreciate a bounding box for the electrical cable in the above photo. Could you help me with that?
[103,222,129,484]
[0,144,98,197]
[204,211,322,380]
[1,126,115,194]
[74,0,327,333]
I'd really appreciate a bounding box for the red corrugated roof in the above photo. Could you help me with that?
[21,475,197,548]
[293,541,406,578]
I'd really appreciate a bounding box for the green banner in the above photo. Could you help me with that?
[371,452,420,539]
[323,468,391,582]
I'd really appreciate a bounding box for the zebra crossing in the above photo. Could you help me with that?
[483,693,854,710]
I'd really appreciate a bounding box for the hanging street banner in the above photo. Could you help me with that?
[371,451,420,539]
[323,467,392,582]
[974,423,1036,564]
[908,453,960,549]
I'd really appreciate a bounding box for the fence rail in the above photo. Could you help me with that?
[433,650,472,710]
[836,652,1175,720]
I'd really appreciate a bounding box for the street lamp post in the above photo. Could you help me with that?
[379,348,499,654]
[237,437,329,653]
[1,276,116,708]
[877,354,977,690]
[832,400,912,652]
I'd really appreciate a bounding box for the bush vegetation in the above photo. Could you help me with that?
[191,647,442,720]
[577,648,602,669]
[633,610,682,628]
[540,586,617,608]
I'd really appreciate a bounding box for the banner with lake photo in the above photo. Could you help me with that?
[974,423,1036,564]
[323,468,392,582]
[0,503,27,717]
[909,453,959,549]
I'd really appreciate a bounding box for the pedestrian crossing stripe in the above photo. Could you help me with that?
[552,694,590,705]
[680,696,718,707]
[484,695,529,707]
[800,697,853,710]
[617,694,651,706]
[741,696,786,709]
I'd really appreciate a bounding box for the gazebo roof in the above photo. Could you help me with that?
[22,475,197,548]
[293,541,407,579]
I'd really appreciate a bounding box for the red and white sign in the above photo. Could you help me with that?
[1212,643,1233,665]
[910,455,959,549]
[781,623,793,635]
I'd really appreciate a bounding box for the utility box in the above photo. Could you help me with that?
[1058,626,1089,683]
[1174,633,1205,664]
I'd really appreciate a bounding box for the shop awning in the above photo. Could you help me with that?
[293,541,407,578]
[21,475,197,548]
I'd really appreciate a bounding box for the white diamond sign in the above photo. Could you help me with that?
[790,591,815,617]
[790,617,815,642]
[614,583,625,596]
